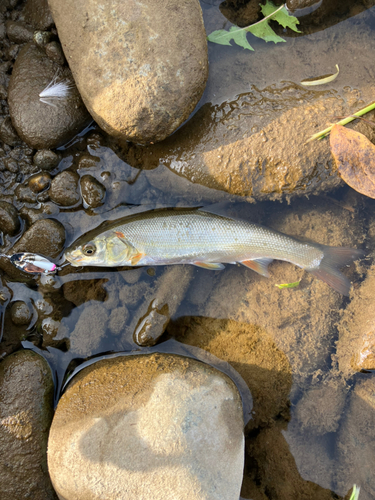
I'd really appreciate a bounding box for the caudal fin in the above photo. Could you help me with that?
[308,246,364,296]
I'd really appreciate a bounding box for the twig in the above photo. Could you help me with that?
[307,101,375,143]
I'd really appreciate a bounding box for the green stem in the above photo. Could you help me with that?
[307,101,375,142]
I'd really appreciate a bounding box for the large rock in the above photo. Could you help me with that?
[13,218,66,258]
[47,0,208,144]
[0,350,56,500]
[8,43,90,149]
[48,353,244,500]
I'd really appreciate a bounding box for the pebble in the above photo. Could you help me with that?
[0,350,55,500]
[8,43,90,149]
[33,149,60,170]
[0,200,19,235]
[5,20,34,43]
[49,171,80,206]
[0,116,19,146]
[80,174,106,208]
[133,299,169,346]
[45,41,65,65]
[48,353,244,500]
[28,172,51,193]
[10,300,32,325]
[48,0,208,144]
[12,218,66,258]
[23,0,54,30]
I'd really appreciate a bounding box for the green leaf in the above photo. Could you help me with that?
[260,2,301,33]
[207,1,301,51]
[275,281,300,289]
[207,26,254,51]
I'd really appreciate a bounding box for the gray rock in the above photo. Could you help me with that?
[49,170,80,206]
[5,21,34,43]
[0,350,56,500]
[48,0,208,144]
[13,218,66,258]
[34,149,60,170]
[8,43,90,149]
[79,174,105,208]
[0,200,20,235]
[48,353,244,500]
[10,300,32,325]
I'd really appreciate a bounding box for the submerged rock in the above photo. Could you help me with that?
[13,218,66,258]
[8,43,90,149]
[0,350,55,500]
[0,200,20,235]
[49,171,80,207]
[80,174,105,208]
[48,353,244,500]
[337,263,375,375]
[48,0,208,144]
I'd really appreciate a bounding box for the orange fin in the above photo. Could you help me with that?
[241,258,272,277]
[193,262,225,270]
[115,231,125,240]
[130,252,145,266]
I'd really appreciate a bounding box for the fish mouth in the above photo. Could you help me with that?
[64,250,83,266]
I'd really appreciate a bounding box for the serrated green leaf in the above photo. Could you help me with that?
[207,26,254,50]
[261,1,301,33]
[207,1,301,51]
[247,17,286,44]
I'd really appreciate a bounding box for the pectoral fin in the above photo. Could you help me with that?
[241,258,273,277]
[193,262,225,270]
[130,252,145,266]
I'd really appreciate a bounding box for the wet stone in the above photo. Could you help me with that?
[0,350,56,500]
[77,153,100,170]
[0,200,19,235]
[28,172,51,193]
[23,0,54,30]
[34,149,60,170]
[133,299,170,347]
[8,43,90,149]
[49,171,80,206]
[48,353,244,500]
[80,174,106,208]
[13,218,66,258]
[48,0,209,144]
[10,300,32,325]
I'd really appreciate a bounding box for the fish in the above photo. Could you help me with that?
[64,208,364,295]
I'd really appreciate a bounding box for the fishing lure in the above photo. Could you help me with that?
[9,253,57,274]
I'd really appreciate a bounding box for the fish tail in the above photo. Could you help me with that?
[308,246,364,296]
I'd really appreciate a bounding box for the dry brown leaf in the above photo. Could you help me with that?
[330,124,375,198]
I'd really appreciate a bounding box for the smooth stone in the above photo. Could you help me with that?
[48,0,208,144]
[0,350,55,500]
[13,218,66,258]
[49,171,80,206]
[10,300,33,325]
[45,41,65,65]
[5,21,34,43]
[28,172,51,193]
[79,174,106,208]
[0,116,20,146]
[0,200,20,235]
[8,43,90,149]
[33,149,60,170]
[133,299,170,346]
[48,353,244,500]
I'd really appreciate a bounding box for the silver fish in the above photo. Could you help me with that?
[64,208,364,295]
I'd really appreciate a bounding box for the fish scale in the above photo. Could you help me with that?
[65,208,364,295]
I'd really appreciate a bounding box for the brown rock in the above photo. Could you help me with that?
[13,218,66,258]
[0,350,56,500]
[49,171,80,206]
[48,0,208,144]
[24,0,54,30]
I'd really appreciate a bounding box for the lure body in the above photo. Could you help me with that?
[10,253,57,274]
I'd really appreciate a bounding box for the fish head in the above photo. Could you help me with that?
[64,231,136,267]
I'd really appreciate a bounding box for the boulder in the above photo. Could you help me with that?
[8,43,90,149]
[0,350,56,500]
[48,353,244,500]
[48,0,208,144]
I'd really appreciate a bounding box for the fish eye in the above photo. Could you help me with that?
[82,243,96,256]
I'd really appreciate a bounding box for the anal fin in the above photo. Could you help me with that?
[241,258,273,277]
[193,262,225,270]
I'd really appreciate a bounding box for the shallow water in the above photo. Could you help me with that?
[2,1,375,499]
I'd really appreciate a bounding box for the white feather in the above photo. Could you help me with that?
[39,76,74,107]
